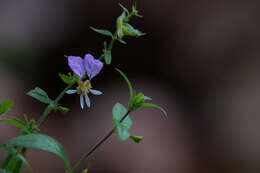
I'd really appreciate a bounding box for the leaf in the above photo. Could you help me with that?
[115,68,134,103]
[0,100,14,115]
[27,87,53,104]
[104,50,112,64]
[130,135,143,143]
[0,117,26,129]
[8,134,70,171]
[0,144,33,172]
[0,168,11,173]
[58,106,70,114]
[112,103,132,140]
[59,73,74,84]
[82,168,88,173]
[123,23,145,37]
[119,3,129,14]
[117,39,127,44]
[142,95,152,101]
[90,27,113,37]
[116,16,124,38]
[140,103,167,117]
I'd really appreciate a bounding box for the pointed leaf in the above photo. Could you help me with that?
[140,103,167,116]
[59,73,74,84]
[0,117,26,129]
[8,134,70,171]
[119,3,129,14]
[90,27,113,37]
[0,144,33,172]
[123,23,145,37]
[27,87,53,104]
[104,50,112,64]
[130,135,143,143]
[115,68,134,102]
[0,100,14,115]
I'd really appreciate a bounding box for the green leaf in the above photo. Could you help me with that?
[0,168,11,173]
[8,134,71,171]
[27,87,53,104]
[0,100,14,115]
[58,106,70,114]
[130,135,143,143]
[0,144,33,172]
[142,95,152,101]
[90,27,113,37]
[122,23,145,37]
[82,168,88,173]
[112,103,132,140]
[140,103,167,117]
[0,117,26,129]
[115,68,134,104]
[104,50,112,64]
[119,3,129,14]
[59,73,74,84]
[117,39,127,44]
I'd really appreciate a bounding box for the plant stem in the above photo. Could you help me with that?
[98,33,117,61]
[70,110,131,173]
[37,82,75,127]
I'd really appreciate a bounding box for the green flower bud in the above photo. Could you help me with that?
[116,16,124,39]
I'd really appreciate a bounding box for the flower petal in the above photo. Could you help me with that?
[68,56,85,79]
[83,54,103,79]
[90,89,102,95]
[80,94,84,109]
[85,94,91,108]
[66,89,77,94]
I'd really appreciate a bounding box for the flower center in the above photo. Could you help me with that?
[77,80,92,94]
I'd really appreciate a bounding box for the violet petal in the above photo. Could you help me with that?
[84,54,103,79]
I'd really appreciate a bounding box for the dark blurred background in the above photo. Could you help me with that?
[1,0,260,172]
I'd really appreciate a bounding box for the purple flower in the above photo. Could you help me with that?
[67,54,103,109]
[68,54,103,80]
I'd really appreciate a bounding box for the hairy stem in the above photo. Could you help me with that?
[70,110,131,173]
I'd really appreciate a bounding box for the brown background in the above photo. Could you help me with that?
[1,0,260,172]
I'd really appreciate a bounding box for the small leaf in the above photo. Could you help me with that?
[112,103,132,140]
[117,39,127,44]
[59,73,74,84]
[104,50,112,64]
[130,135,143,143]
[140,103,167,116]
[82,168,88,173]
[0,144,33,172]
[27,87,53,104]
[0,117,26,129]
[0,100,14,115]
[58,106,70,114]
[119,3,129,14]
[143,95,152,101]
[90,27,113,37]
[123,23,145,37]
[8,134,71,171]
[115,68,134,104]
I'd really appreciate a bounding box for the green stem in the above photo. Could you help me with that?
[37,82,75,127]
[98,33,117,61]
[70,110,131,173]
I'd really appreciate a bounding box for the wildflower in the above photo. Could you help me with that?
[66,54,103,109]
